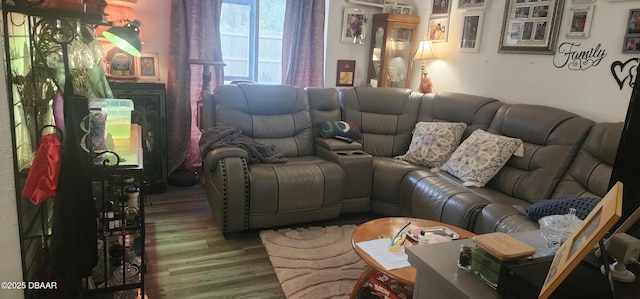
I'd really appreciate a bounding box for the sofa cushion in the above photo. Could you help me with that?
[551,122,623,199]
[397,121,466,168]
[417,92,503,139]
[486,104,594,203]
[315,120,362,139]
[214,84,314,157]
[441,129,524,187]
[340,87,421,157]
[525,196,600,221]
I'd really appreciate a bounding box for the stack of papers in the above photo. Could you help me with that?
[356,239,411,270]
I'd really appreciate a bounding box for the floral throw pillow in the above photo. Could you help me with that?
[396,122,467,168]
[440,129,524,187]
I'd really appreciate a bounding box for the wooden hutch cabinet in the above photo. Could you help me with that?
[367,13,420,88]
[110,82,167,194]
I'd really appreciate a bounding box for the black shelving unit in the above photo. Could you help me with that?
[2,4,146,298]
[86,153,146,298]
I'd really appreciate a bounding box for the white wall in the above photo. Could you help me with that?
[325,0,638,122]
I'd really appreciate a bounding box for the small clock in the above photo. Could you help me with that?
[106,47,137,80]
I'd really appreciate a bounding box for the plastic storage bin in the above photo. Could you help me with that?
[471,247,501,288]
[90,98,135,138]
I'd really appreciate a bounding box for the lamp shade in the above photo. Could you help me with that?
[96,4,137,38]
[104,21,142,57]
[413,39,436,61]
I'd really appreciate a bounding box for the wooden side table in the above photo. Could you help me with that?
[349,217,474,299]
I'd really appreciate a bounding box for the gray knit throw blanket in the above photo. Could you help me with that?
[199,126,287,164]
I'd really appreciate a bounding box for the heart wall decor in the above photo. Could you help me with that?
[611,58,640,90]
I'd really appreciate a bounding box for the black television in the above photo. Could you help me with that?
[609,71,640,238]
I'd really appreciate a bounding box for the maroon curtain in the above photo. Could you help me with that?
[167,0,224,174]
[282,0,325,87]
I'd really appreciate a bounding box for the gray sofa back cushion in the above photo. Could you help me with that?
[214,83,314,157]
[487,104,594,203]
[340,87,421,157]
[551,122,623,198]
[306,87,341,139]
[418,92,503,139]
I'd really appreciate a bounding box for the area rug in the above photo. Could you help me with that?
[259,225,367,299]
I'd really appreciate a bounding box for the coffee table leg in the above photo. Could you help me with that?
[350,265,375,299]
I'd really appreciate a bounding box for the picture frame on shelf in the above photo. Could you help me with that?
[458,0,488,10]
[460,11,484,52]
[348,0,384,7]
[498,0,565,54]
[429,17,449,42]
[623,8,640,53]
[383,2,413,15]
[431,0,452,16]
[342,8,368,44]
[336,60,356,86]
[136,52,160,81]
[539,182,622,299]
[566,5,595,38]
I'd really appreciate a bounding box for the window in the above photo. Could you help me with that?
[220,0,285,83]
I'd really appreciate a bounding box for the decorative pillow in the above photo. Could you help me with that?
[316,121,362,139]
[525,197,600,221]
[440,129,525,187]
[396,122,467,168]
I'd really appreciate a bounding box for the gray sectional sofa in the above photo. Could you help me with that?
[200,83,622,235]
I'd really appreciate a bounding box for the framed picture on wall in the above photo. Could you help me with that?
[498,0,565,54]
[566,5,594,38]
[429,17,449,42]
[460,11,484,52]
[336,60,356,86]
[383,2,413,15]
[348,0,384,7]
[342,8,368,44]
[458,0,488,10]
[136,52,160,81]
[623,8,640,53]
[431,0,452,16]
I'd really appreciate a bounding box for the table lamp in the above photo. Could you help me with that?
[412,38,436,93]
[104,19,142,57]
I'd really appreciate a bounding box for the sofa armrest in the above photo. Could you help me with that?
[202,149,251,233]
[315,137,363,151]
[474,203,539,234]
[203,147,250,172]
[315,144,372,213]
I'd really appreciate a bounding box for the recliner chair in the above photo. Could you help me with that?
[201,84,345,233]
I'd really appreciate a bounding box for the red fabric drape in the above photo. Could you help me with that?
[167,0,224,173]
[282,0,325,87]
[22,133,62,205]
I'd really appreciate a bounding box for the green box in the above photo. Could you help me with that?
[471,247,501,288]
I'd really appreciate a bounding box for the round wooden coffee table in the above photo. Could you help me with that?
[349,217,475,299]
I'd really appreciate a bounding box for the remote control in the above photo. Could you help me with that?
[333,135,353,143]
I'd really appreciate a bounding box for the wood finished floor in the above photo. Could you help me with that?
[144,184,284,299]
[143,184,379,299]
